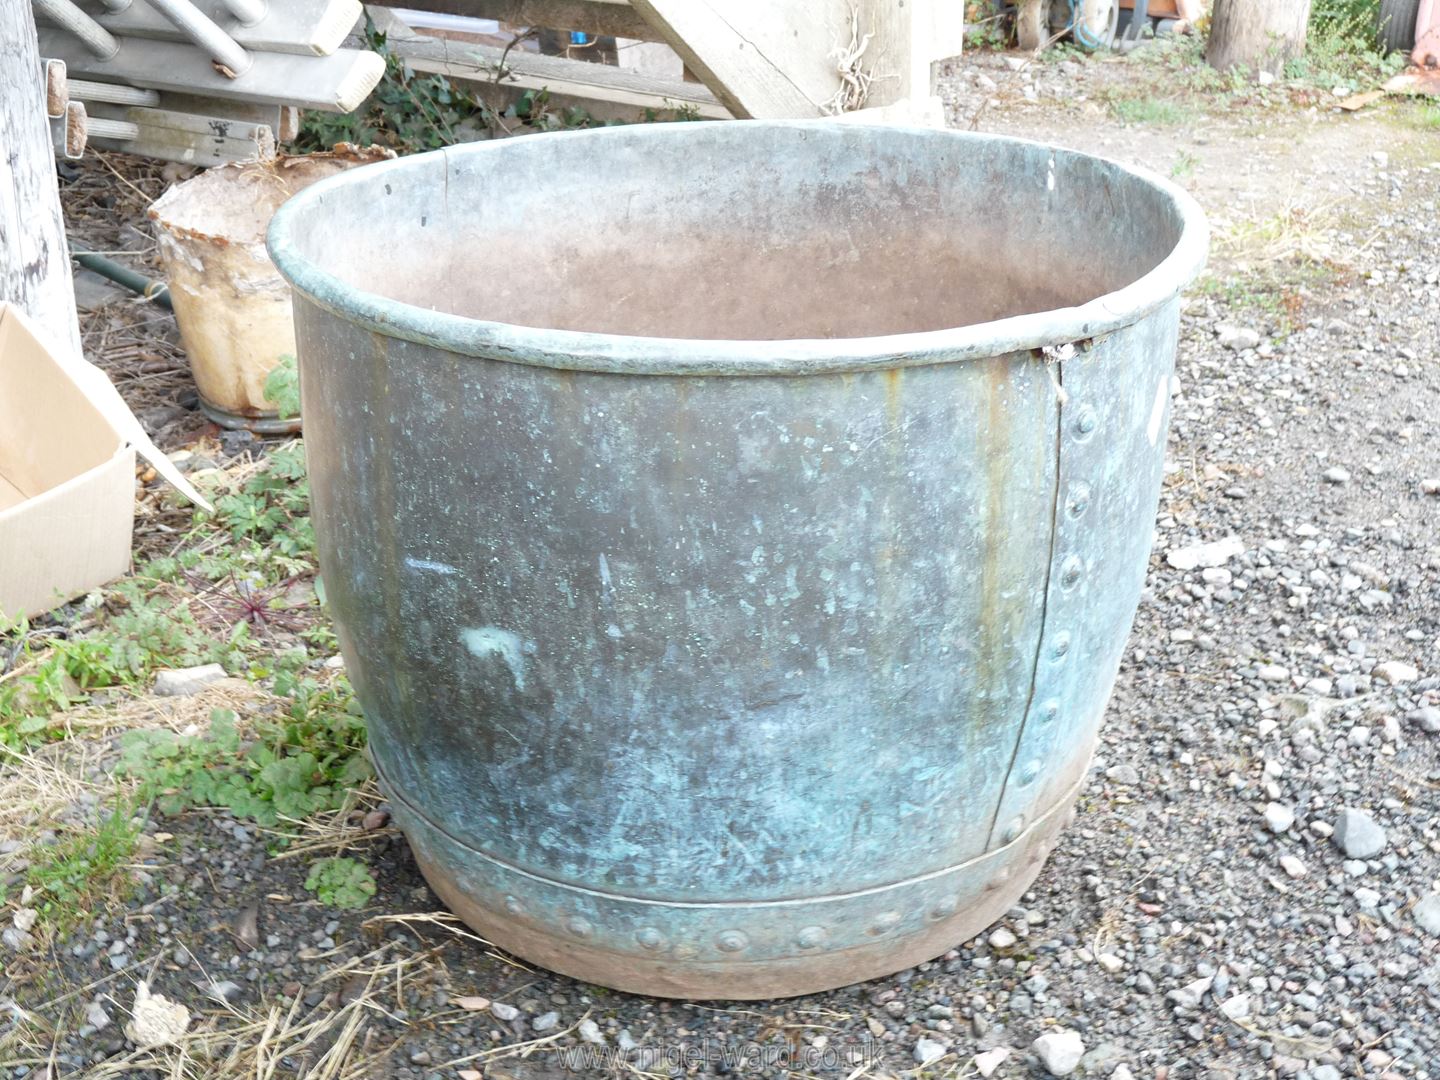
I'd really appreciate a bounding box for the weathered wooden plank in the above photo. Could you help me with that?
[4,3,82,356]
[367,0,657,41]
[38,30,385,111]
[625,0,835,118]
[836,0,962,116]
[79,0,362,57]
[153,91,282,131]
[85,102,276,165]
[393,33,730,117]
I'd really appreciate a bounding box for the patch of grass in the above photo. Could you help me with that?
[1170,150,1199,182]
[1,440,323,728]
[1,441,321,751]
[1214,199,1342,269]
[119,683,370,832]
[26,800,143,923]
[1108,96,1197,126]
[1416,105,1440,129]
[304,856,377,909]
[1196,259,1341,336]
[0,436,374,889]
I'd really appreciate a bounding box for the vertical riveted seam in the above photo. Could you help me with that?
[984,358,1064,849]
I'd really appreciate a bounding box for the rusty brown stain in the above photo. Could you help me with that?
[975,357,1013,730]
[883,368,902,434]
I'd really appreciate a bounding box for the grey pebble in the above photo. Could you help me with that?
[914,1037,947,1065]
[1414,894,1440,938]
[1333,808,1387,859]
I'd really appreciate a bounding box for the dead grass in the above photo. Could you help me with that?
[263,781,394,863]
[0,743,101,857]
[1210,193,1346,270]
[43,678,271,744]
[7,942,436,1079]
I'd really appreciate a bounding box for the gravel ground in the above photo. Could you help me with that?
[3,41,1439,1080]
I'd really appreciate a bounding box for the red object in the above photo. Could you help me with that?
[1119,0,1183,15]
[1416,0,1440,67]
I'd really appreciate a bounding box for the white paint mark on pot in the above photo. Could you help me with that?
[405,556,458,576]
[1147,377,1168,446]
[461,627,527,691]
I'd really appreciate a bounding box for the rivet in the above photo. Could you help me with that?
[1059,555,1082,590]
[1038,699,1059,725]
[1003,815,1026,844]
[873,910,902,933]
[716,929,749,952]
[1051,632,1072,661]
[1066,482,1092,518]
[1073,406,1098,439]
[796,925,827,949]
[566,916,593,938]
[929,897,958,921]
[504,895,524,915]
[636,927,664,950]
[1019,758,1041,785]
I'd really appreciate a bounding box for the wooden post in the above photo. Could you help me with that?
[1,3,82,358]
[1016,0,1048,50]
[1206,0,1313,74]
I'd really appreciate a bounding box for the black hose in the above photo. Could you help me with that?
[70,243,173,310]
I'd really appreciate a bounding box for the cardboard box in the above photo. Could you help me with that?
[0,303,208,621]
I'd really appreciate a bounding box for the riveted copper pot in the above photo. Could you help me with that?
[269,121,1206,999]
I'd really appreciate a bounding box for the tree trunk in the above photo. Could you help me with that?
[1,3,81,357]
[1016,0,1048,50]
[1206,0,1313,74]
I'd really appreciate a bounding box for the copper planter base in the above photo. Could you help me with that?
[385,768,1083,1000]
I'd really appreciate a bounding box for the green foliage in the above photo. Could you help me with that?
[1291,0,1407,89]
[27,801,142,919]
[292,19,702,154]
[118,690,369,829]
[0,599,237,748]
[304,856,377,909]
[293,20,500,152]
[207,442,313,558]
[263,355,301,421]
[963,0,1011,48]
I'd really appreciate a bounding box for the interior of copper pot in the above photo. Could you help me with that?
[284,123,1186,341]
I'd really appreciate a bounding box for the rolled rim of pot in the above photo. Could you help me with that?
[266,121,1209,378]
